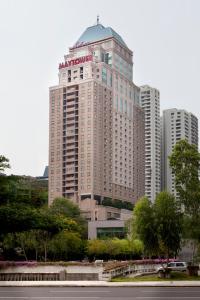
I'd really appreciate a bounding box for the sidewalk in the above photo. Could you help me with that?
[1,280,200,287]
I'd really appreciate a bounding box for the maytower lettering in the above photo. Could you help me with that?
[59,54,93,69]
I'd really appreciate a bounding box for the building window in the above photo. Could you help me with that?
[120,98,123,113]
[102,67,107,84]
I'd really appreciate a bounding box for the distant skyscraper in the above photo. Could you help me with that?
[161,108,198,196]
[140,85,161,202]
[48,21,145,220]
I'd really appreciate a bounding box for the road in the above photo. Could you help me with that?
[1,287,200,300]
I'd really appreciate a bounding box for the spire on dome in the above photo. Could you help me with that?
[75,21,128,48]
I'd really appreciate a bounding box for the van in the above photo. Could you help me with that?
[157,261,187,273]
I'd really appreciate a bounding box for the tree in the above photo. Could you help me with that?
[23,230,42,261]
[50,197,81,218]
[87,239,107,259]
[132,196,159,257]
[49,230,84,261]
[0,203,78,235]
[49,197,87,237]
[37,230,52,262]
[86,238,143,260]
[14,232,31,261]
[169,139,200,259]
[132,193,182,260]
[154,191,182,260]
[0,175,47,206]
[0,204,41,234]
[129,239,143,256]
[0,176,87,261]
[0,155,10,172]
[2,233,16,259]
[169,139,200,216]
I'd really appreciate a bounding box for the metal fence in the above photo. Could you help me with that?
[0,272,99,281]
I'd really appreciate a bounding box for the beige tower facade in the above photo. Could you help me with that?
[49,22,145,218]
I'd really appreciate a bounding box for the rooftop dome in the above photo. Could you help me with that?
[75,23,127,48]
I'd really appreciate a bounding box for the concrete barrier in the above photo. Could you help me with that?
[0,262,161,282]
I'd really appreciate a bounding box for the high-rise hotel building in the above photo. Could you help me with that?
[161,108,198,196]
[48,21,145,217]
[140,85,161,202]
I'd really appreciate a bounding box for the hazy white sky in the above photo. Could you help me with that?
[1,0,200,176]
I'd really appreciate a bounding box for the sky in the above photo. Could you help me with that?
[0,0,200,176]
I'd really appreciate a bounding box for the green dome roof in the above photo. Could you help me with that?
[75,23,127,48]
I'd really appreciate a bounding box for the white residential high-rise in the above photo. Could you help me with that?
[161,108,198,196]
[140,85,161,202]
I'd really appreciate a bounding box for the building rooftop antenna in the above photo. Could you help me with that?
[97,15,100,25]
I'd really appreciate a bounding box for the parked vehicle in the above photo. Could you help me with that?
[157,261,187,273]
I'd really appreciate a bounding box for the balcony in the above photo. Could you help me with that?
[65,176,75,181]
[64,187,75,192]
[64,182,78,188]
[66,111,76,116]
[64,180,75,186]
[63,148,75,154]
[65,120,76,125]
[65,157,78,163]
[64,135,78,141]
[64,115,75,121]
[65,167,75,173]
[66,107,77,113]
[66,94,77,100]
[66,145,78,151]
[66,131,75,137]
[64,152,76,158]
[65,139,74,147]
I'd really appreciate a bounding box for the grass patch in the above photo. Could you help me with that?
[111,272,200,282]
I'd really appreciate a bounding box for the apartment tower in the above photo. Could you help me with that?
[162,108,198,196]
[140,85,161,202]
[48,21,145,219]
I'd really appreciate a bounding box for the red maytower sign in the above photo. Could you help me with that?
[59,55,93,69]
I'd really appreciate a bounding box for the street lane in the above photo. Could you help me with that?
[0,287,200,299]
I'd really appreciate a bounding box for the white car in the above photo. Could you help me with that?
[157,261,187,272]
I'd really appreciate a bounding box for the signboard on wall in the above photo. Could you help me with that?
[59,55,93,69]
